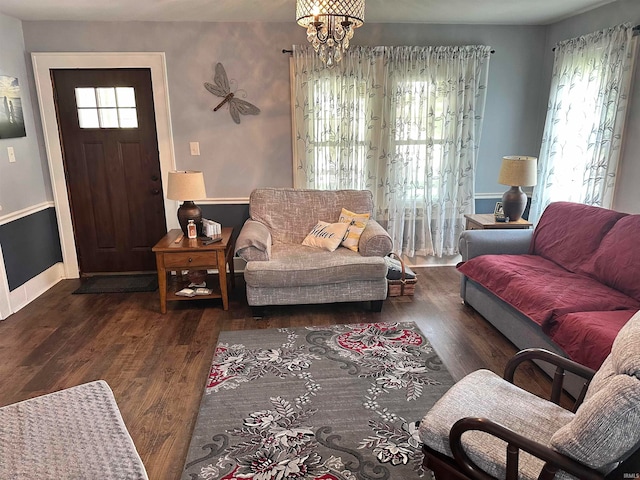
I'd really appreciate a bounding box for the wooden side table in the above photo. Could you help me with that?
[152,228,235,313]
[464,214,532,230]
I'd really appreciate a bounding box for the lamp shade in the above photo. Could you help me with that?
[167,171,206,201]
[498,156,537,187]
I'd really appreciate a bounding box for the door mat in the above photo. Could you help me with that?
[182,321,454,479]
[72,274,158,294]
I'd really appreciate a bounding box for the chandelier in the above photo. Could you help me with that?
[296,0,365,66]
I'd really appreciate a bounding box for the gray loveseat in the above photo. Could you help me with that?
[457,202,640,397]
[235,188,393,315]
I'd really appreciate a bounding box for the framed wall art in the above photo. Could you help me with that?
[0,75,27,139]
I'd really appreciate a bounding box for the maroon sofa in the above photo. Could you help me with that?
[457,202,640,374]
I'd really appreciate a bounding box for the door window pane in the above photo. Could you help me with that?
[96,88,117,108]
[75,88,97,108]
[116,87,136,108]
[78,108,100,128]
[118,108,138,128]
[98,108,119,128]
[75,86,139,129]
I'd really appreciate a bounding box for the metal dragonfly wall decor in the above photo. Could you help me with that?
[204,63,260,125]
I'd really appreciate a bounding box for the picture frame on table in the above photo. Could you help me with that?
[494,201,507,222]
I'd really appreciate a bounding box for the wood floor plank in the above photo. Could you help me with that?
[0,267,568,479]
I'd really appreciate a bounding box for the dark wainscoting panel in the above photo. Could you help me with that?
[475,198,501,214]
[199,204,250,239]
[0,207,63,291]
[200,201,530,236]
[475,197,531,219]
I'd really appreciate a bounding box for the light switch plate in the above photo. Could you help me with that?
[189,142,200,156]
[7,146,16,163]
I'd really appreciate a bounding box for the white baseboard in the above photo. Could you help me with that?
[5,262,65,318]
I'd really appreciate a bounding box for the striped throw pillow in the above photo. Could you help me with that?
[339,208,370,252]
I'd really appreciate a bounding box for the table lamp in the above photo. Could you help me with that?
[497,156,537,221]
[167,170,207,235]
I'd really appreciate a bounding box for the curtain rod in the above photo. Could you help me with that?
[552,24,639,51]
[282,48,496,54]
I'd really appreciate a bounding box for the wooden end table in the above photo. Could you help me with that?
[152,228,235,313]
[464,213,532,230]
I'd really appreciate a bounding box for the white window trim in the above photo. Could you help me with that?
[32,52,177,278]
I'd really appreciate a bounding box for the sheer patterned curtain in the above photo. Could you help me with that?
[378,46,491,257]
[530,24,636,222]
[291,45,384,190]
[292,45,491,257]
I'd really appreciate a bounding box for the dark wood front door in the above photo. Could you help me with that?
[52,68,167,274]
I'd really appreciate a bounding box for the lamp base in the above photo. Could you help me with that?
[501,186,527,222]
[177,201,202,236]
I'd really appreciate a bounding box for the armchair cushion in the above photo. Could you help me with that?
[245,244,386,288]
[611,309,640,377]
[551,310,640,470]
[419,369,575,480]
[550,374,640,471]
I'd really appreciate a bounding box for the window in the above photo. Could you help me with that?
[75,87,138,129]
[308,79,369,190]
[531,24,636,221]
[392,80,445,202]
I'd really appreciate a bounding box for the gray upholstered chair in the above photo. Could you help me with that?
[0,380,148,479]
[235,188,393,315]
[419,310,640,480]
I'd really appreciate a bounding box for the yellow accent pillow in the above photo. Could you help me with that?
[339,208,370,252]
[302,221,350,252]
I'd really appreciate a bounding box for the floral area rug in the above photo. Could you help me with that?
[182,322,455,480]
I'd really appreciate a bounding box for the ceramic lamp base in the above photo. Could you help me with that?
[501,186,527,222]
[177,201,202,236]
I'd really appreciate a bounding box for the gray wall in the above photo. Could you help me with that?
[0,12,62,293]
[541,0,640,214]
[0,12,50,214]
[21,20,547,199]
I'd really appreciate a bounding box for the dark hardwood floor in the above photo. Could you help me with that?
[0,267,561,480]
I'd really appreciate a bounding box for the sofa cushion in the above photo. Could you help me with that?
[419,369,575,480]
[531,202,626,273]
[457,254,640,329]
[249,188,374,245]
[301,221,349,252]
[548,310,636,370]
[338,208,370,252]
[579,215,640,302]
[244,244,387,288]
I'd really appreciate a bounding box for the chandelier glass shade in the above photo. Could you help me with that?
[296,0,365,66]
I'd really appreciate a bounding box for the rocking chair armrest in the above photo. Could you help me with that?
[504,348,596,408]
[449,417,605,480]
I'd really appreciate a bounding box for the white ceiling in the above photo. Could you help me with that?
[0,0,619,24]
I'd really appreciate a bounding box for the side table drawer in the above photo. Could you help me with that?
[162,251,218,268]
